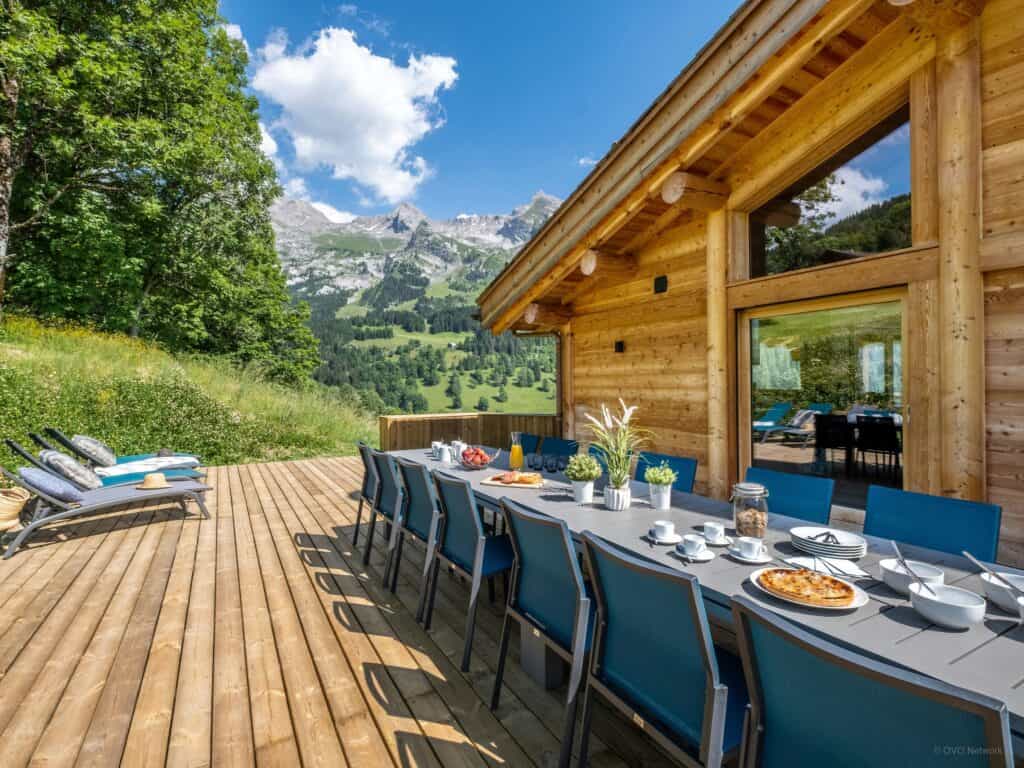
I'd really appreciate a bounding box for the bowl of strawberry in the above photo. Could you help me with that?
[459,446,500,470]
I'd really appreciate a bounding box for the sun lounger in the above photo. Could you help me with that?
[42,427,200,468]
[0,467,210,558]
[32,432,201,474]
[4,439,203,488]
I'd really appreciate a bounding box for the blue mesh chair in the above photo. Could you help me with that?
[492,499,591,768]
[426,471,514,671]
[732,595,1013,767]
[363,450,404,571]
[752,402,792,443]
[353,441,379,547]
[588,444,608,472]
[865,485,1002,562]
[578,532,747,767]
[744,467,834,525]
[635,451,699,494]
[393,458,442,620]
[520,433,541,455]
[539,437,578,456]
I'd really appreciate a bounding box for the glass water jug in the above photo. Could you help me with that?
[509,431,524,470]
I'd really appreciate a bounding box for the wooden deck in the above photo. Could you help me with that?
[0,458,673,767]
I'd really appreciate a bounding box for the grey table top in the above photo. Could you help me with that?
[391,448,1024,736]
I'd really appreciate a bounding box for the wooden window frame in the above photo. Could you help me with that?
[736,287,909,488]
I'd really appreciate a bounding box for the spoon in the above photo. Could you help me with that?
[962,550,1024,603]
[891,540,936,596]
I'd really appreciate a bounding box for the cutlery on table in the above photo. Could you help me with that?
[892,540,936,596]
[962,550,1024,602]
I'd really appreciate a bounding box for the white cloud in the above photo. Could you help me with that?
[252,28,457,204]
[220,23,249,54]
[259,123,278,158]
[257,28,289,63]
[311,201,356,223]
[576,155,597,167]
[338,4,358,15]
[283,177,310,199]
[820,167,888,224]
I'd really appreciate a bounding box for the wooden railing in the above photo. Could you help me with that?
[379,412,562,452]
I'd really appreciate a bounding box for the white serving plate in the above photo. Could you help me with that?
[980,572,1024,615]
[749,567,869,611]
[878,558,944,596]
[790,526,867,548]
[909,583,986,629]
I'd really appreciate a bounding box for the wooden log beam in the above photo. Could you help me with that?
[659,172,731,210]
[706,209,732,500]
[558,323,575,440]
[562,253,638,305]
[935,17,985,500]
[897,0,987,34]
[750,199,802,228]
[522,302,572,328]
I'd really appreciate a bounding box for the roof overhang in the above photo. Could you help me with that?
[477,0,841,333]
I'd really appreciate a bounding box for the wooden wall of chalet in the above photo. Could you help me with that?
[565,219,711,492]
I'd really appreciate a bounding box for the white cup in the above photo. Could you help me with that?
[682,534,706,556]
[438,445,454,465]
[737,536,766,559]
[652,520,675,541]
[704,521,726,543]
[431,441,442,459]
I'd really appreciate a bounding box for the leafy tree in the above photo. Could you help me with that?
[0,0,318,383]
[495,385,508,403]
[539,377,551,393]
[445,373,462,399]
[475,396,489,412]
[451,392,462,410]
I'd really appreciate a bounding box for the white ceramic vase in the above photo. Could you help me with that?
[572,480,594,504]
[649,483,672,511]
[604,484,631,511]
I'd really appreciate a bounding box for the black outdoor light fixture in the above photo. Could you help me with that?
[614,340,625,353]
[654,275,668,294]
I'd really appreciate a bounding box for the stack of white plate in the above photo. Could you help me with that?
[790,526,867,560]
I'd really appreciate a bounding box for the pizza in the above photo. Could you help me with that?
[491,471,543,486]
[757,568,855,608]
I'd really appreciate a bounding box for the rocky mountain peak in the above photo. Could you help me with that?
[386,202,427,233]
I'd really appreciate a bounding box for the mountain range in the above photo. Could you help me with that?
[270,191,561,305]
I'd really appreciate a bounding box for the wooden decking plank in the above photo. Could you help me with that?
[166,474,219,768]
[240,465,351,768]
[75,512,191,766]
[244,462,394,768]
[0,513,123,668]
[213,466,256,767]
[296,458,572,765]
[278,459,541,767]
[267,459,498,768]
[224,465,302,766]
[311,457,635,768]
[0,539,62,612]
[0,506,159,763]
[30,512,183,766]
[120,498,202,767]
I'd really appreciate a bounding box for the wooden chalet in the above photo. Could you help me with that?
[473,0,1024,564]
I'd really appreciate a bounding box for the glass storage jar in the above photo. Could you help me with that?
[731,482,769,538]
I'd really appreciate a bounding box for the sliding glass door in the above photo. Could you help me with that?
[739,291,906,510]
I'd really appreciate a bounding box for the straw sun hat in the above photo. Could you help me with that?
[136,472,171,490]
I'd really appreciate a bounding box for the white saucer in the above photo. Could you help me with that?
[727,545,772,565]
[648,530,683,545]
[676,546,715,562]
[704,535,733,548]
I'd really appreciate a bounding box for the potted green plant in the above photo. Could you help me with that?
[644,461,677,511]
[565,453,601,504]
[584,399,649,511]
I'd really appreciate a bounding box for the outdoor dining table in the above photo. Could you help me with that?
[390,447,1024,755]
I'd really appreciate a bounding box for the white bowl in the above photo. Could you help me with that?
[879,558,944,596]
[909,583,986,630]
[980,572,1024,615]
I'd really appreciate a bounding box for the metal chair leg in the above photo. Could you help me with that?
[559,651,587,768]
[487,575,496,604]
[424,557,442,631]
[382,517,401,588]
[577,682,597,767]
[390,530,405,593]
[461,572,482,672]
[362,510,378,566]
[490,611,514,710]
[353,497,363,546]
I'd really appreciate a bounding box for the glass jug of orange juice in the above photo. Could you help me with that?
[509,432,524,470]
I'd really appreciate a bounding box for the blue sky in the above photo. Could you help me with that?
[220,0,909,223]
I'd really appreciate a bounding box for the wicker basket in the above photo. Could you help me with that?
[0,487,30,532]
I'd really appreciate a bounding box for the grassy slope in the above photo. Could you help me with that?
[0,316,376,467]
